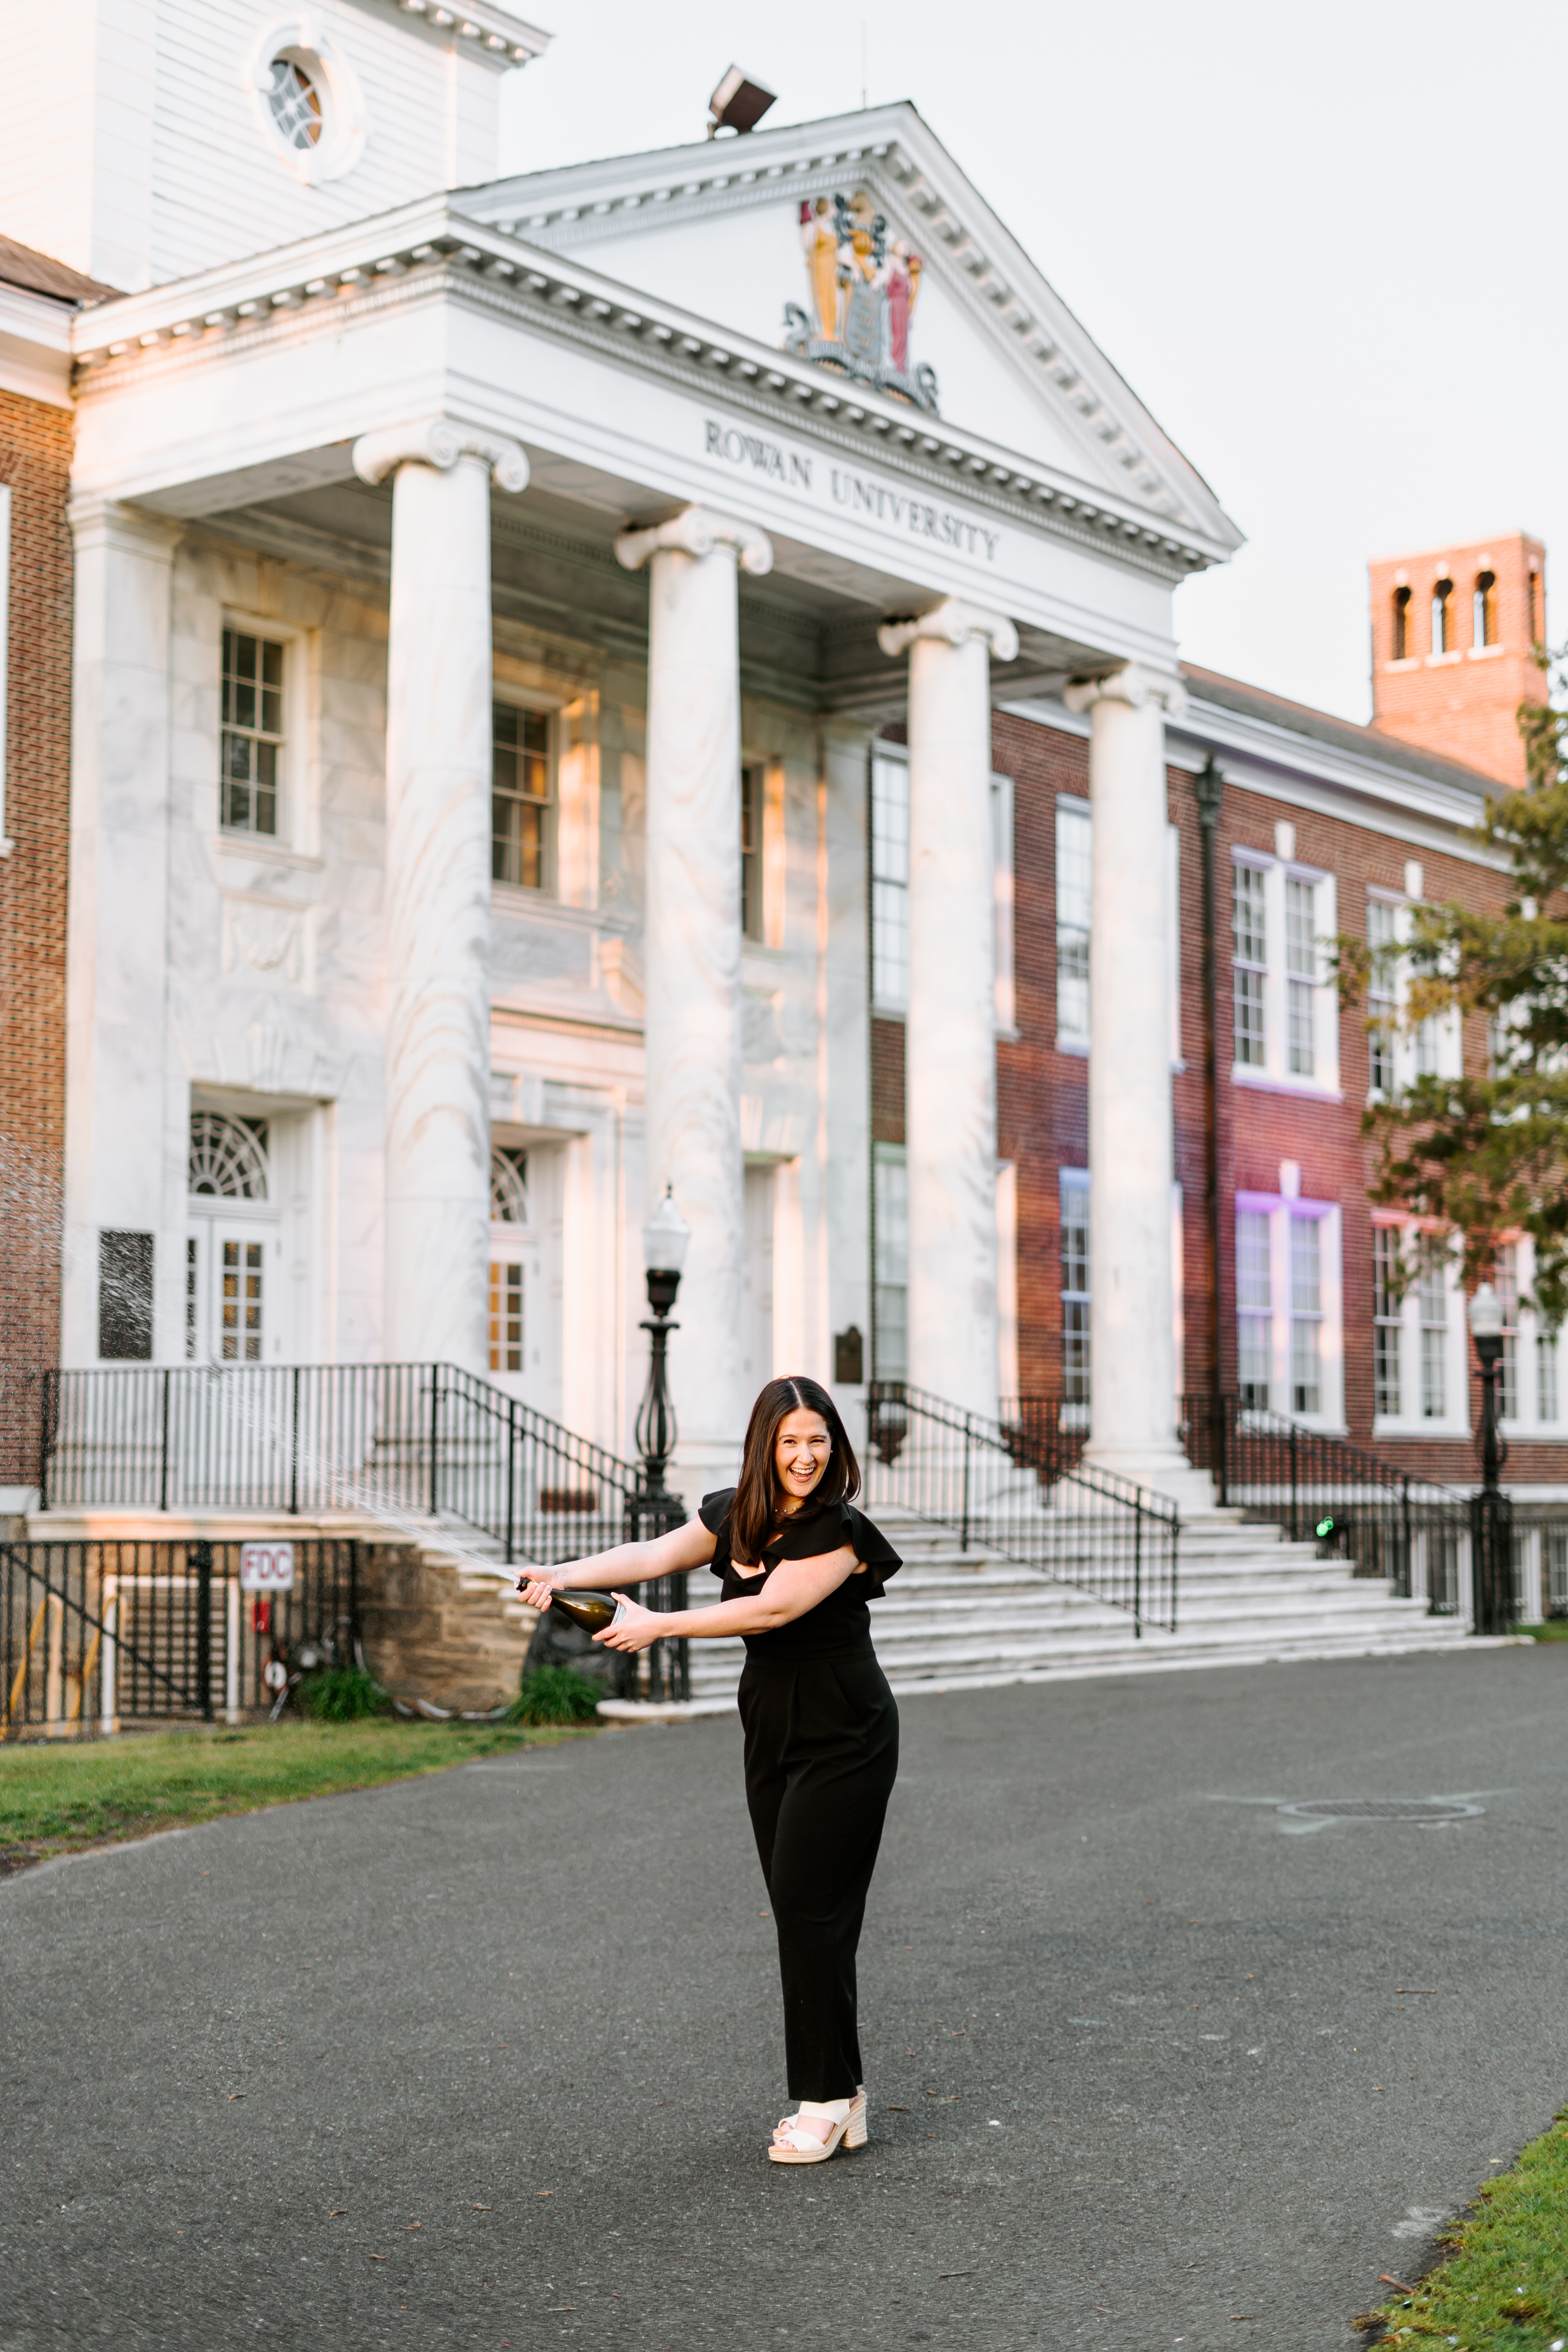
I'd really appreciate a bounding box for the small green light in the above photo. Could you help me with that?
[1316,1516,1335,1539]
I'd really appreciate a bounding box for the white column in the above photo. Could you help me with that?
[615,506,772,1488]
[878,598,1018,1421]
[352,418,528,1371]
[1063,664,1212,1507]
[61,498,184,1365]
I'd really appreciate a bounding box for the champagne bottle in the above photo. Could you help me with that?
[548,1588,627,1634]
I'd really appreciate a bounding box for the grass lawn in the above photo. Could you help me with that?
[1519,1621,1568,1642]
[0,1718,599,1876]
[1361,2108,1568,2347]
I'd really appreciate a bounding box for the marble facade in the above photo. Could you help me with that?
[35,8,1245,1500]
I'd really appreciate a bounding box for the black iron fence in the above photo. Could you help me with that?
[865,1383,1179,1635]
[0,1536,362,1738]
[8,1363,691,1708]
[1177,1390,1478,1608]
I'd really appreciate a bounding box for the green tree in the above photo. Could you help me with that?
[1337,659,1568,1323]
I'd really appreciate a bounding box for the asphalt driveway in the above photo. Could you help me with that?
[3,1646,1566,2351]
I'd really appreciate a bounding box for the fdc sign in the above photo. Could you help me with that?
[240,1541,296,1592]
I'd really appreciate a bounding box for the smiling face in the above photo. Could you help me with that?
[774,1407,831,1510]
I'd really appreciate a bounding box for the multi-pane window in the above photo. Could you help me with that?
[1373,1225,1403,1417]
[1060,1172,1091,1421]
[872,1147,909,1381]
[1496,1244,1520,1420]
[1232,862,1267,1067]
[492,704,551,889]
[1285,876,1317,1077]
[1419,1262,1448,1419]
[490,1146,529,1227]
[220,1239,264,1362]
[740,762,764,942]
[1367,898,1398,1096]
[1236,1209,1272,1411]
[1474,569,1497,647]
[1540,1326,1560,1424]
[870,754,909,1011]
[220,629,284,836]
[1289,1216,1322,1414]
[1056,801,1092,1045]
[1431,577,1454,653]
[1414,1014,1441,1078]
[488,1262,523,1373]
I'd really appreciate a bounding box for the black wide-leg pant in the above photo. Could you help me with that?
[739,1642,900,2102]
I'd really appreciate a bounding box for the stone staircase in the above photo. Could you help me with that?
[673,1501,1479,1712]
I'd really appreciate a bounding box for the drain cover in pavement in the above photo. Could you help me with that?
[1276,1798,1484,1821]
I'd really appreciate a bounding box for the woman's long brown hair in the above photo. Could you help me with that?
[730,1375,861,1567]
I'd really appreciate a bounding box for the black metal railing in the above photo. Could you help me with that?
[11,1362,689,1706]
[865,1383,1179,1635]
[0,1536,362,1737]
[1178,1391,1476,1610]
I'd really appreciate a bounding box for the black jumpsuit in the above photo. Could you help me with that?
[699,1487,902,2103]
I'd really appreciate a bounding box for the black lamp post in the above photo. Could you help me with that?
[630,1187,692,1699]
[1466,1281,1514,1635]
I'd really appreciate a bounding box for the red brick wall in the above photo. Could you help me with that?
[875,706,1568,1489]
[1368,533,1546,788]
[0,390,73,1382]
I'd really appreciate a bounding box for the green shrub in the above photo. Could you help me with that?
[509,1665,603,1725]
[294,1664,392,1722]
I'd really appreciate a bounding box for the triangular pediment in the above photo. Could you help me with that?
[457,103,1237,545]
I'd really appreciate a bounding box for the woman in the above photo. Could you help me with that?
[516,1374,901,2166]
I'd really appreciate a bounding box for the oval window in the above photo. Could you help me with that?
[265,56,324,151]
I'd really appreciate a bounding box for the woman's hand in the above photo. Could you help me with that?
[594,1593,667,1655]
[515,1567,564,1610]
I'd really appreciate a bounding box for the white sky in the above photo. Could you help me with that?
[499,0,1563,725]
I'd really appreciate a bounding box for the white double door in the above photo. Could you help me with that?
[186,1212,287,1363]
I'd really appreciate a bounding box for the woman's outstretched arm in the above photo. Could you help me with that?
[514,1514,716,1607]
[594,1544,861,1653]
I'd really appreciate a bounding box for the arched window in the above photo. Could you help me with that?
[1391,584,1411,661]
[490,1146,529,1225]
[188,1112,269,1200]
[1473,570,1497,648]
[1431,577,1454,655]
[1529,568,1542,647]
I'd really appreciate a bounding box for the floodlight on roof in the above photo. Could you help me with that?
[707,65,777,137]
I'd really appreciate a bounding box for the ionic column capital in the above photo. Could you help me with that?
[1063,661,1188,720]
[877,596,1018,664]
[351,416,529,494]
[614,505,773,577]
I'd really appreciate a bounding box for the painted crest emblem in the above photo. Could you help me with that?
[783,189,940,414]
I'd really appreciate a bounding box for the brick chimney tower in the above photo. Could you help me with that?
[1368,532,1546,788]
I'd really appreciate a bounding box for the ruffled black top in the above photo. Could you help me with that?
[698,1487,902,1661]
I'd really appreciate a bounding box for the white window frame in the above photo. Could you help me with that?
[1496,1234,1564,1441]
[1055,797,1181,1064]
[871,1142,908,1382]
[1369,1220,1472,1440]
[0,483,10,855]
[216,610,312,856]
[1054,795,1091,1051]
[491,690,559,900]
[1234,1188,1345,1430]
[1230,849,1341,1098]
[1365,886,1462,1096]
[870,747,909,1015]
